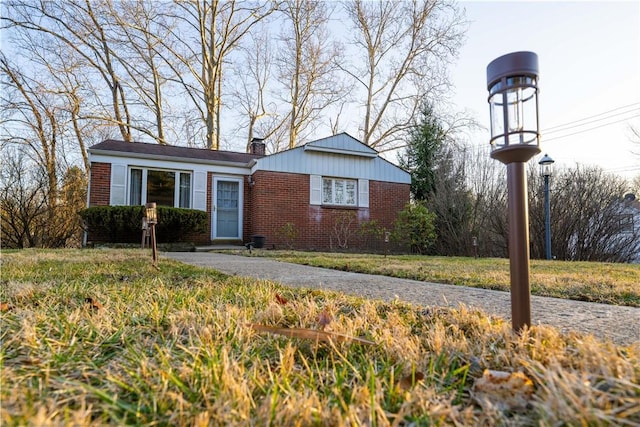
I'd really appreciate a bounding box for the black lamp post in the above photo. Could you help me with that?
[486,51,541,332]
[538,154,554,260]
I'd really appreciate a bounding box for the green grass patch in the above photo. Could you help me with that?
[1,249,639,425]
[239,251,640,307]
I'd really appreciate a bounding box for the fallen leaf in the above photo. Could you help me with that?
[248,323,375,346]
[398,371,425,391]
[0,302,12,312]
[274,293,288,305]
[472,369,534,411]
[317,309,332,331]
[85,297,103,311]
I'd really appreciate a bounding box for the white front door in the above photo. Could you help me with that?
[212,177,243,239]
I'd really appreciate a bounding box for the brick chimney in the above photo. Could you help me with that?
[249,137,266,155]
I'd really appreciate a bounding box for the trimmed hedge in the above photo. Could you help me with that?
[80,206,208,243]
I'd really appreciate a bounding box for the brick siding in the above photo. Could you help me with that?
[88,162,111,206]
[87,162,409,250]
[247,170,409,251]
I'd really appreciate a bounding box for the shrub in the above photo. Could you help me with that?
[357,220,385,250]
[277,222,298,249]
[156,207,207,242]
[392,201,437,254]
[79,206,143,243]
[330,211,357,250]
[80,206,207,243]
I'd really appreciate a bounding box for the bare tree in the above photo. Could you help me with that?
[276,0,344,149]
[529,165,640,262]
[341,0,465,151]
[0,149,86,248]
[0,151,49,248]
[629,123,640,146]
[227,30,282,152]
[160,0,278,149]
[3,0,136,142]
[1,53,61,206]
[108,0,176,145]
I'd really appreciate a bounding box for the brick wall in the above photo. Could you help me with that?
[87,163,410,249]
[89,162,111,206]
[248,170,409,251]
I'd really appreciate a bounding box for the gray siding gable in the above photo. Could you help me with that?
[303,133,377,157]
[254,133,410,184]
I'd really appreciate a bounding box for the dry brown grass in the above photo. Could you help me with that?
[1,249,639,426]
[249,251,640,307]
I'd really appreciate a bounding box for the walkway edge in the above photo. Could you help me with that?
[165,252,639,346]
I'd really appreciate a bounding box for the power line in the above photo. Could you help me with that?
[542,102,640,132]
[604,165,640,173]
[543,107,640,135]
[543,113,640,142]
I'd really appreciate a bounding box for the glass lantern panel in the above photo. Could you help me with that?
[505,85,538,145]
[506,88,524,133]
[521,86,538,142]
[489,92,505,143]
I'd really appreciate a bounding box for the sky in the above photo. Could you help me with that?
[448,1,640,180]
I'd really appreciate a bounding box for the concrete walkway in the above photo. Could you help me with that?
[165,252,639,346]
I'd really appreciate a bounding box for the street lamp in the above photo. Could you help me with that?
[538,154,554,260]
[486,51,541,332]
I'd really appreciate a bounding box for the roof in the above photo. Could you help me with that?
[253,133,411,184]
[302,133,378,157]
[87,135,411,184]
[89,140,264,165]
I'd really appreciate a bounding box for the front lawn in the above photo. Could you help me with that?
[1,249,639,425]
[239,251,640,307]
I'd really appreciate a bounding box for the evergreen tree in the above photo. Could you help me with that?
[399,102,447,201]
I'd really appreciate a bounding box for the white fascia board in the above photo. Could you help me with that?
[89,151,252,175]
[303,145,378,158]
[89,149,254,168]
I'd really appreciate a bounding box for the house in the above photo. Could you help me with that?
[86,133,411,250]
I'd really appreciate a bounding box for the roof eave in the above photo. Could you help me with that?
[303,145,377,158]
[88,148,255,168]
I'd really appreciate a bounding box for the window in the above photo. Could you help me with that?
[129,168,191,208]
[129,169,142,205]
[618,214,635,234]
[147,170,176,207]
[322,178,357,206]
[179,173,191,208]
[310,175,368,208]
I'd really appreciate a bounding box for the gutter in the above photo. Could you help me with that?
[88,148,256,168]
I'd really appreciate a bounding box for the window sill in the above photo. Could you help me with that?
[320,204,359,210]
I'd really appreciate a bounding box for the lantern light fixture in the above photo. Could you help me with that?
[487,51,541,164]
[145,202,157,225]
[538,153,555,177]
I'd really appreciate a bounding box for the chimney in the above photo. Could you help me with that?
[249,137,266,155]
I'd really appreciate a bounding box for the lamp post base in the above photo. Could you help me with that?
[506,162,532,332]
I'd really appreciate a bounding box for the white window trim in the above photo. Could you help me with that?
[323,177,357,206]
[128,167,193,208]
[310,175,369,208]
